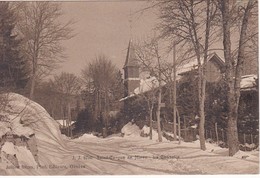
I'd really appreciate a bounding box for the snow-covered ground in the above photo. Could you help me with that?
[0,93,259,175]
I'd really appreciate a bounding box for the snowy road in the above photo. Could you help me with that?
[1,93,258,175]
[70,136,259,175]
[1,132,259,175]
[39,134,258,175]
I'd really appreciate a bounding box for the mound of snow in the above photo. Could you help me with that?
[140,125,170,142]
[74,133,97,142]
[0,93,67,175]
[141,125,150,135]
[121,122,141,137]
[1,142,37,167]
[0,93,65,146]
[141,125,158,140]
[233,150,259,162]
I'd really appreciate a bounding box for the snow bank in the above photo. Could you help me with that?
[0,93,67,175]
[1,142,37,167]
[141,125,150,135]
[74,133,97,142]
[0,122,11,138]
[121,122,141,137]
[0,93,64,146]
[141,125,159,140]
[233,150,259,162]
[0,93,35,138]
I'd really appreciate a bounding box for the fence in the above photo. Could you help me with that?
[136,119,259,148]
[205,124,259,150]
[205,129,259,145]
[136,120,197,142]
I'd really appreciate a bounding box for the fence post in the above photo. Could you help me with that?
[222,129,225,142]
[243,133,246,144]
[184,117,187,141]
[251,134,253,144]
[215,123,219,144]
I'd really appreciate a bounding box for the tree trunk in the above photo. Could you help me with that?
[173,43,177,141]
[176,107,181,144]
[67,102,71,137]
[61,104,65,127]
[94,90,99,121]
[215,122,219,144]
[29,74,36,100]
[156,88,163,142]
[198,73,206,151]
[149,106,153,140]
[220,0,244,156]
[226,87,240,154]
[103,90,108,137]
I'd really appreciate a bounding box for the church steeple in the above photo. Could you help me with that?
[123,40,140,97]
[124,40,138,69]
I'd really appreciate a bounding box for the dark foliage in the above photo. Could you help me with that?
[205,77,228,130]
[0,2,29,91]
[73,109,98,135]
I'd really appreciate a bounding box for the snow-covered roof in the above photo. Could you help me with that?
[120,53,257,101]
[134,76,159,95]
[177,52,225,75]
[240,74,258,91]
[120,53,224,101]
[120,74,258,102]
[119,76,161,101]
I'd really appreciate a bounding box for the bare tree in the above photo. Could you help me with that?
[157,0,218,150]
[218,0,257,156]
[51,72,82,137]
[81,55,122,136]
[135,38,167,142]
[134,77,158,140]
[16,2,73,99]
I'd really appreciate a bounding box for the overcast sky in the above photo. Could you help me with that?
[55,1,158,77]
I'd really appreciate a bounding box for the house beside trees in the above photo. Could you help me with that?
[120,39,258,149]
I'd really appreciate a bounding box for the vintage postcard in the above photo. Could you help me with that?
[0,0,258,175]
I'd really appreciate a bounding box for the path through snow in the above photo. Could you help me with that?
[0,93,258,175]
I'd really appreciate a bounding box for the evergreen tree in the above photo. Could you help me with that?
[0,2,29,91]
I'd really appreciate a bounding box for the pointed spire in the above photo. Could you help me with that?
[129,9,133,39]
[124,40,138,69]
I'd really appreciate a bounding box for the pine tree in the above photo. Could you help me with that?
[0,2,29,91]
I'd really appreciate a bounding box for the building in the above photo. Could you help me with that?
[123,40,140,97]
[121,41,258,144]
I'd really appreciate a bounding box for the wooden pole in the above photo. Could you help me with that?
[173,42,177,141]
[250,134,253,144]
[156,88,163,142]
[222,129,225,142]
[215,122,219,144]
[184,117,187,141]
[61,104,64,128]
[243,133,246,144]
[176,107,181,144]
[68,102,71,137]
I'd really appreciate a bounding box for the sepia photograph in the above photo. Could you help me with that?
[0,0,259,175]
